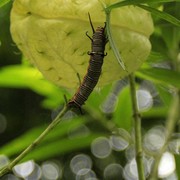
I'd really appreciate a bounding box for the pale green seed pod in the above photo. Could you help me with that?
[10,0,154,89]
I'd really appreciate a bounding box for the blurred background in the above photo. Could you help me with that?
[0,1,180,180]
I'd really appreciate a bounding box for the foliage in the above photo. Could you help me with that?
[0,0,180,179]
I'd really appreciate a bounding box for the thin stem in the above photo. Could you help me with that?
[149,91,179,180]
[129,73,145,180]
[0,105,69,177]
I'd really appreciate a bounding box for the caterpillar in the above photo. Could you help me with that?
[67,14,107,109]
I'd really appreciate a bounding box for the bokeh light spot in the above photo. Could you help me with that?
[76,169,96,180]
[104,163,123,180]
[136,89,153,112]
[1,174,19,180]
[110,135,129,151]
[158,152,176,178]
[91,137,112,159]
[101,93,118,113]
[144,126,166,152]
[26,163,42,180]
[169,136,180,155]
[124,158,149,180]
[0,155,9,169]
[68,124,90,139]
[41,161,62,180]
[13,160,35,178]
[70,154,92,175]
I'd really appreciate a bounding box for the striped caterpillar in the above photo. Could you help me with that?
[67,14,107,109]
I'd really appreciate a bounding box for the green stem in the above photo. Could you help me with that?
[129,74,145,180]
[0,105,69,177]
[149,91,179,180]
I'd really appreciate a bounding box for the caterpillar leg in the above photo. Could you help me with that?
[86,12,95,42]
[64,94,68,105]
[86,31,93,41]
[67,101,83,115]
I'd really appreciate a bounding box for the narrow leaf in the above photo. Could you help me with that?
[105,11,126,70]
[0,0,10,8]
[106,1,180,26]
[106,0,179,11]
[142,106,168,118]
[0,65,67,108]
[137,4,180,27]
[0,117,86,157]
[175,155,180,179]
[137,68,180,88]
[23,134,103,161]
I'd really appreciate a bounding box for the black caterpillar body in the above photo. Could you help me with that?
[68,17,107,109]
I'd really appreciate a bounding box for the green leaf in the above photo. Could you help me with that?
[105,11,126,70]
[160,2,180,55]
[142,106,168,118]
[175,154,180,179]
[113,86,132,131]
[146,51,167,63]
[11,0,153,88]
[23,134,103,161]
[105,1,180,26]
[137,68,180,88]
[86,83,112,111]
[0,0,10,8]
[156,84,172,106]
[0,117,86,158]
[137,4,180,27]
[150,33,169,58]
[0,65,67,109]
[106,0,179,11]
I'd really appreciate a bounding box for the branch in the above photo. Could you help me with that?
[0,105,69,177]
[129,73,145,180]
[149,91,179,180]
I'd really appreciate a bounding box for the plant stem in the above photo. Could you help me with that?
[0,105,69,177]
[149,91,179,180]
[129,73,145,180]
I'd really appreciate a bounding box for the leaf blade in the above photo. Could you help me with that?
[0,0,10,8]
[106,0,179,11]
[137,68,180,88]
[105,11,126,70]
[137,4,180,27]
